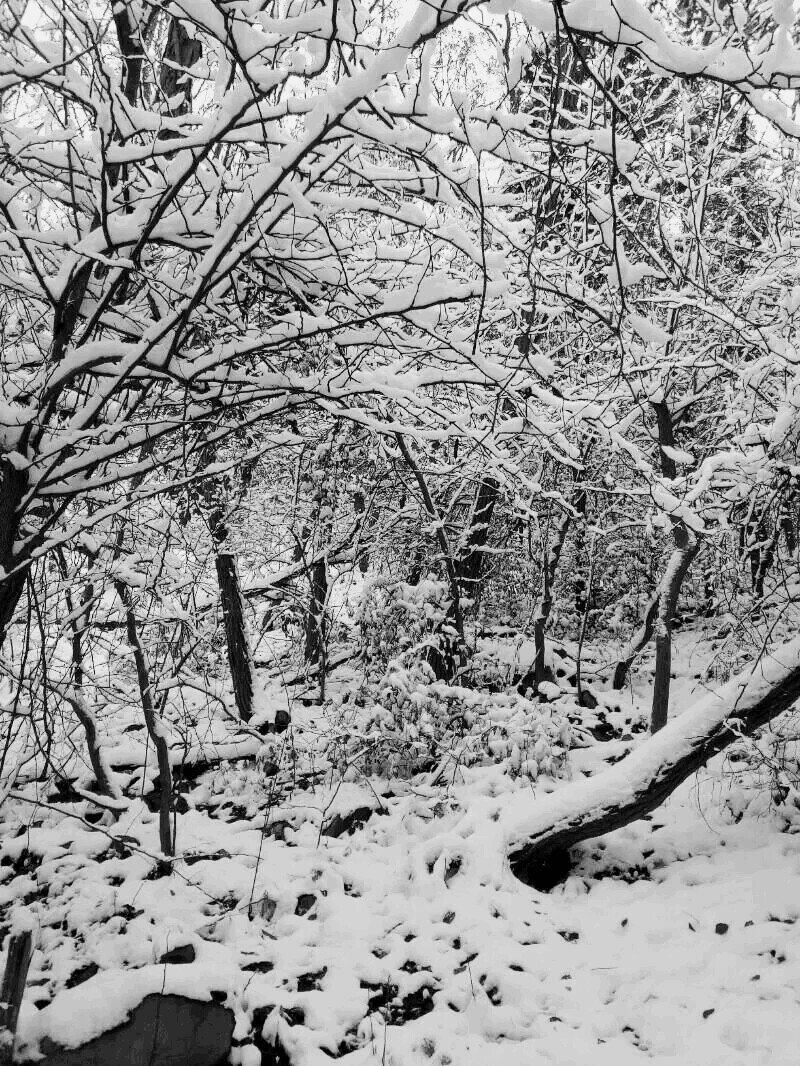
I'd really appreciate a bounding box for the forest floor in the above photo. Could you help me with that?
[3,627,800,1066]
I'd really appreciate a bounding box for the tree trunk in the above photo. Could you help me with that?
[0,931,32,1066]
[612,591,659,690]
[303,556,328,668]
[613,400,700,699]
[353,491,369,574]
[529,511,572,692]
[114,580,173,856]
[651,529,701,732]
[69,691,121,801]
[0,460,27,649]
[395,433,464,681]
[159,17,202,127]
[197,457,259,724]
[509,635,800,889]
[649,400,700,731]
[57,554,120,798]
[455,477,499,605]
[572,483,588,617]
[216,552,255,721]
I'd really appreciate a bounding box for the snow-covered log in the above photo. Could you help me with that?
[507,637,800,888]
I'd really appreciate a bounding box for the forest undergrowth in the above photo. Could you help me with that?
[3,620,799,1066]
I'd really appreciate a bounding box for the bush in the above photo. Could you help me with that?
[357,576,453,678]
[328,661,573,781]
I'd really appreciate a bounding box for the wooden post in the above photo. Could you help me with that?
[0,930,33,1065]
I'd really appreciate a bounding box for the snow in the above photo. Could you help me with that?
[4,629,800,1066]
[629,314,672,345]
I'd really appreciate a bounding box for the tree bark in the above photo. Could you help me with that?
[529,510,572,692]
[510,637,800,888]
[159,17,202,126]
[216,552,255,721]
[57,552,120,799]
[303,556,328,668]
[613,400,700,701]
[649,400,701,731]
[0,931,32,1066]
[197,454,259,724]
[114,580,173,856]
[572,483,588,617]
[0,460,27,649]
[455,477,499,604]
[612,591,659,690]
[395,433,464,681]
[353,490,369,574]
[651,529,700,731]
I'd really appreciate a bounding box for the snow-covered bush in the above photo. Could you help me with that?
[462,643,515,692]
[326,661,573,782]
[723,718,800,827]
[357,576,452,677]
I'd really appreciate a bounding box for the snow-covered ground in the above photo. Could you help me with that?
[2,629,799,1065]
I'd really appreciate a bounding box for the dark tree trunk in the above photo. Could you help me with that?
[0,931,32,1066]
[702,558,717,618]
[198,470,259,724]
[303,557,328,668]
[55,547,119,798]
[649,401,700,732]
[572,483,588,617]
[353,491,369,574]
[510,640,800,888]
[455,477,499,603]
[651,401,677,480]
[395,433,464,681]
[406,540,425,586]
[613,401,700,702]
[530,511,571,692]
[0,460,27,649]
[115,581,173,856]
[651,529,701,732]
[69,692,119,800]
[216,553,255,721]
[159,18,202,124]
[752,522,776,602]
[612,592,659,690]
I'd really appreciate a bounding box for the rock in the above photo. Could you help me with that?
[27,994,234,1066]
[322,806,380,838]
[715,922,729,935]
[511,847,572,891]
[588,717,617,741]
[158,944,195,965]
[274,709,291,733]
[241,960,274,974]
[250,1007,293,1065]
[64,963,99,989]
[295,893,316,916]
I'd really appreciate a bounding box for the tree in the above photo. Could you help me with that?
[4,0,800,882]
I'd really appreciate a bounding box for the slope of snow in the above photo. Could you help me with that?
[2,632,799,1065]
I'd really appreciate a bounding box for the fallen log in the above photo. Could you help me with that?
[507,636,800,889]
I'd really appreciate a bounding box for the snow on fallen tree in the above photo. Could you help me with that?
[506,636,800,889]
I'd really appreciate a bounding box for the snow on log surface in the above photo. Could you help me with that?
[506,636,800,884]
